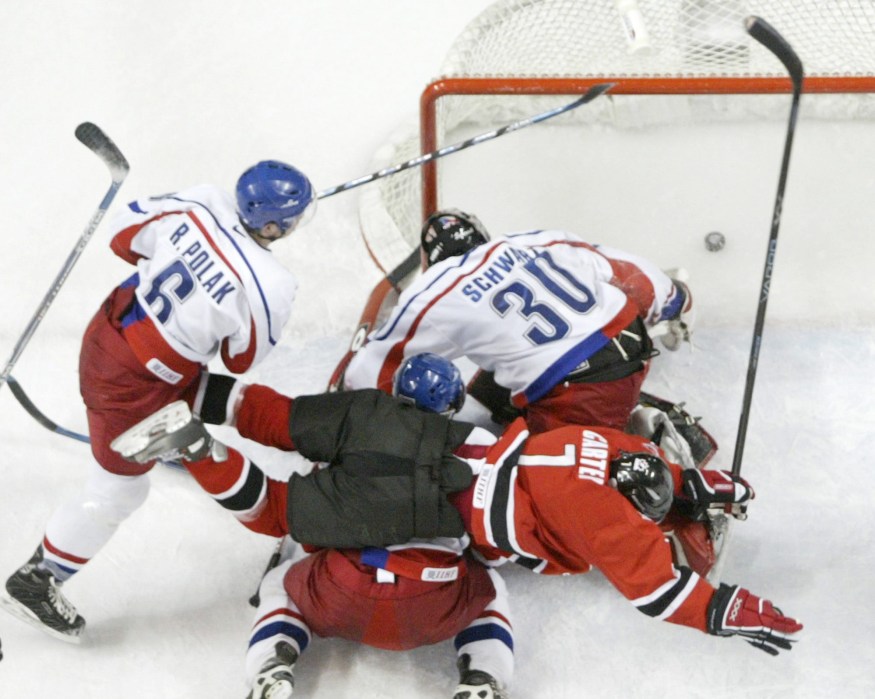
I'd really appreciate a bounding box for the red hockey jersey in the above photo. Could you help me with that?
[465,418,715,632]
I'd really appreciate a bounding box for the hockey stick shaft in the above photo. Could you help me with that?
[5,376,90,443]
[731,16,803,477]
[1,123,129,392]
[316,83,615,199]
[249,536,286,607]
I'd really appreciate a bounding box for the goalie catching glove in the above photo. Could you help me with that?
[707,584,803,656]
[654,277,695,351]
[679,469,754,521]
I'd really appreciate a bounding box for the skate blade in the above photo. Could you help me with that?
[0,593,83,644]
[110,400,193,458]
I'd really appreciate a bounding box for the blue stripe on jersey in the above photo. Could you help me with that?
[373,253,476,341]
[128,201,147,214]
[120,272,139,289]
[453,622,514,652]
[523,330,611,404]
[168,195,281,346]
[249,620,310,653]
[659,284,685,321]
[360,547,390,570]
[120,296,148,329]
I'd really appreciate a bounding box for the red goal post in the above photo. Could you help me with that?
[358,0,875,275]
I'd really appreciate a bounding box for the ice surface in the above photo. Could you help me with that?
[1,2,874,698]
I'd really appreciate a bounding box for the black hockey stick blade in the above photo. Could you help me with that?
[5,375,90,443]
[745,16,804,90]
[75,122,130,183]
[386,245,422,290]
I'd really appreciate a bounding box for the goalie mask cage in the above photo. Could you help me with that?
[358,0,875,274]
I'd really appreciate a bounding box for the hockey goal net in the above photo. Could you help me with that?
[358,0,875,275]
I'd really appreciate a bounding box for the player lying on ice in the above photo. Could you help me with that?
[113,358,803,697]
[116,353,513,699]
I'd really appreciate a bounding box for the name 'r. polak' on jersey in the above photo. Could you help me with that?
[170,221,236,304]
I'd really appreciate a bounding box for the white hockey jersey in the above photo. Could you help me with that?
[344,230,680,406]
[108,184,297,384]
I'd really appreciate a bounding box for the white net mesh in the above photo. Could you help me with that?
[359,0,875,271]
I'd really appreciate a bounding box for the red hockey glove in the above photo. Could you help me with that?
[707,584,803,656]
[681,469,754,520]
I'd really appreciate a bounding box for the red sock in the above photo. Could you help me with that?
[236,384,296,450]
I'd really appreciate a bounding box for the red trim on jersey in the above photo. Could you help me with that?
[185,212,260,372]
[110,210,183,264]
[374,242,521,392]
[607,258,657,319]
[121,312,201,384]
[186,212,244,281]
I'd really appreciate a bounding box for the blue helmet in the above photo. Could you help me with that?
[235,160,315,232]
[392,353,466,416]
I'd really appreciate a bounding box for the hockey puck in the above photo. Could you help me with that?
[704,231,726,252]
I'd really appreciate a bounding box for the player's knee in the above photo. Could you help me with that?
[81,466,151,526]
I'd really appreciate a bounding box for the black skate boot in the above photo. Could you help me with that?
[453,653,507,699]
[247,640,298,699]
[1,547,85,643]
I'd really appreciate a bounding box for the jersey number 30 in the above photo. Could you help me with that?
[491,251,595,345]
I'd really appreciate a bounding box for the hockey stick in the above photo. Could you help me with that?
[248,536,286,607]
[252,85,617,595]
[315,82,615,199]
[325,85,616,389]
[731,16,803,478]
[4,376,90,443]
[2,123,129,412]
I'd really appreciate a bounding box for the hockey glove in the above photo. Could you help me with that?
[707,583,803,655]
[657,279,695,351]
[680,469,754,520]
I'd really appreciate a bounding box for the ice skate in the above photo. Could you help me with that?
[1,548,85,643]
[453,654,507,699]
[111,400,216,464]
[247,641,298,699]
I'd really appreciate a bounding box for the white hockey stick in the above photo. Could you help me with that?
[316,82,614,199]
[1,123,130,394]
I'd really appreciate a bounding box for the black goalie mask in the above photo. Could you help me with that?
[609,452,674,523]
[420,208,490,267]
